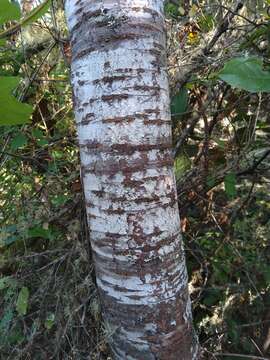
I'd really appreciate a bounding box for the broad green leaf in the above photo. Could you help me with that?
[27,227,51,239]
[0,0,21,26]
[171,88,188,118]
[224,173,237,198]
[16,287,29,316]
[218,57,270,93]
[37,138,49,146]
[10,134,28,150]
[32,128,44,138]
[0,0,51,39]
[0,38,6,47]
[174,155,190,180]
[0,76,32,125]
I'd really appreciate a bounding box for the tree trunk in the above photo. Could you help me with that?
[65,1,198,359]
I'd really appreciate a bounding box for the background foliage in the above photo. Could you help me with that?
[0,0,269,359]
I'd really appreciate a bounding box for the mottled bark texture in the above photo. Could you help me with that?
[65,1,198,359]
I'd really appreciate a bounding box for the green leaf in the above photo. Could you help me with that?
[0,0,51,39]
[16,287,29,316]
[21,0,51,27]
[171,88,188,118]
[198,13,215,32]
[0,76,32,125]
[224,173,237,198]
[218,57,270,93]
[51,194,69,206]
[37,138,49,146]
[213,138,226,149]
[0,38,6,47]
[10,134,28,150]
[165,3,179,17]
[174,155,191,180]
[32,128,44,138]
[27,227,51,239]
[0,0,21,26]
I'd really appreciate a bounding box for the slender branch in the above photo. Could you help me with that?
[173,111,200,158]
[19,41,56,101]
[204,2,244,55]
[175,1,244,90]
[173,95,213,158]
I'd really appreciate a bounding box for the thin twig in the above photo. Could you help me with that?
[175,1,244,90]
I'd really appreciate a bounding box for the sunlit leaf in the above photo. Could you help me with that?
[218,57,270,93]
[16,287,29,316]
[171,88,188,118]
[0,0,51,39]
[188,4,197,17]
[224,173,237,198]
[178,6,185,16]
[27,227,52,239]
[0,38,6,47]
[0,0,21,26]
[0,77,32,125]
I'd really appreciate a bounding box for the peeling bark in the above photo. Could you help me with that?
[65,1,198,359]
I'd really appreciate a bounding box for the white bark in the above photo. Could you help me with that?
[65,0,198,358]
